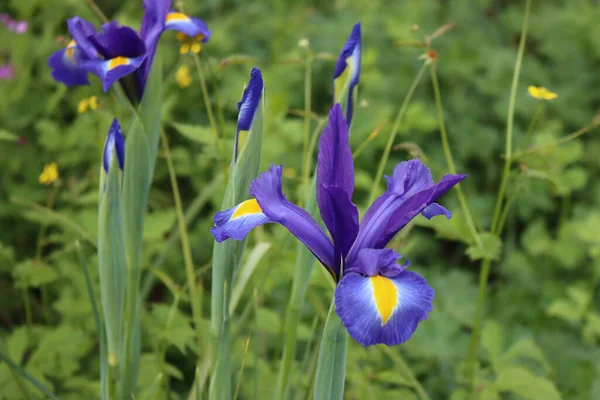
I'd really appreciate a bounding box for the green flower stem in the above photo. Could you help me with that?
[513,122,599,160]
[429,64,481,248]
[160,130,204,361]
[368,63,427,205]
[465,0,532,389]
[192,54,221,154]
[302,54,314,185]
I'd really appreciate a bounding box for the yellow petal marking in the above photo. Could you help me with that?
[108,56,129,70]
[231,199,262,219]
[370,275,398,325]
[166,12,189,23]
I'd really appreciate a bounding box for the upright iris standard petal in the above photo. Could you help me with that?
[249,165,336,276]
[66,17,99,59]
[335,248,433,346]
[103,119,125,173]
[48,40,90,87]
[235,68,263,161]
[165,10,212,40]
[316,104,359,275]
[138,0,171,92]
[333,23,361,125]
[211,199,273,242]
[346,159,466,263]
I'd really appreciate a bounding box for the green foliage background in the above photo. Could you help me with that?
[1,0,600,398]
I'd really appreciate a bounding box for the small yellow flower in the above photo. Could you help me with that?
[177,32,204,55]
[39,162,59,185]
[176,65,192,88]
[78,96,99,113]
[528,85,558,100]
[88,96,98,110]
[78,98,89,114]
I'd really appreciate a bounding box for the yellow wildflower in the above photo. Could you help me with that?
[39,162,59,185]
[78,96,99,113]
[177,32,204,54]
[176,65,192,88]
[528,86,558,100]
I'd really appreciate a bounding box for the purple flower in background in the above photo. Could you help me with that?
[0,64,15,80]
[47,0,211,100]
[211,104,466,346]
[1,13,28,34]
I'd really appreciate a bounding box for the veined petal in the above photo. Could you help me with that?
[47,44,90,87]
[103,119,125,173]
[250,165,336,277]
[165,10,212,41]
[335,270,433,346]
[235,68,263,161]
[333,23,361,124]
[317,104,358,269]
[335,248,432,346]
[84,55,146,92]
[347,159,466,263]
[66,17,99,59]
[210,199,273,242]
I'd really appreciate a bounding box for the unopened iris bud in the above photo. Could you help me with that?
[103,118,125,173]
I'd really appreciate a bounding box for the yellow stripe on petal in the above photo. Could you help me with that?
[370,275,398,325]
[108,56,129,70]
[166,12,190,23]
[231,199,263,219]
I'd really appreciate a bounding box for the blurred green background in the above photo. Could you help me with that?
[1,0,600,398]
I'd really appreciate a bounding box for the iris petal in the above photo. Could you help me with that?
[333,23,361,124]
[47,46,90,87]
[422,202,451,220]
[139,0,170,93]
[84,55,146,92]
[335,249,433,347]
[346,159,466,264]
[249,165,336,275]
[165,10,212,40]
[211,199,273,242]
[66,17,99,59]
[317,104,358,270]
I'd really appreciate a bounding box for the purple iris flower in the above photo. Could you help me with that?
[211,103,466,346]
[333,23,360,125]
[47,0,212,100]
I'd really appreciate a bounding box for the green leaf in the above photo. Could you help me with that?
[0,129,18,142]
[314,299,348,400]
[229,242,271,315]
[150,304,195,355]
[171,122,215,145]
[12,260,58,288]
[495,366,562,400]
[480,386,500,400]
[97,153,127,366]
[481,320,503,367]
[500,339,551,372]
[547,299,582,324]
[373,370,413,387]
[466,232,502,261]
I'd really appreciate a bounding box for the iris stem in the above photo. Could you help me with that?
[160,130,204,364]
[302,53,314,187]
[368,63,427,205]
[465,0,532,390]
[192,54,221,155]
[429,64,481,248]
